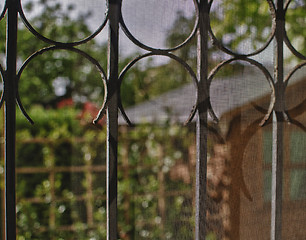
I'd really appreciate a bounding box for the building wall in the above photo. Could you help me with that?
[224,79,306,239]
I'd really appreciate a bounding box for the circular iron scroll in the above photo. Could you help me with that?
[104,52,201,126]
[284,61,306,86]
[120,0,199,52]
[18,1,108,47]
[207,57,275,126]
[208,0,276,57]
[284,0,306,60]
[17,46,108,124]
[2,0,303,127]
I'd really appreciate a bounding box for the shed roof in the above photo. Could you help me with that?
[119,66,306,125]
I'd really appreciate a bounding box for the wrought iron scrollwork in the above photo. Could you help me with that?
[207,0,305,128]
[115,52,200,126]
[207,57,276,126]
[209,0,277,57]
[18,0,109,46]
[1,0,305,239]
[119,0,199,52]
[16,46,108,124]
[117,0,220,127]
[284,0,306,60]
[0,0,109,125]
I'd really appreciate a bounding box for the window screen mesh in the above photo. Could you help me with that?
[0,0,305,239]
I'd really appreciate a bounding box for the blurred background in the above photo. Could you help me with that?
[0,0,305,239]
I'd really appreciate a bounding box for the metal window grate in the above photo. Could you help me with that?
[1,0,305,239]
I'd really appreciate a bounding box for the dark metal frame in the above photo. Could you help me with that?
[1,0,305,239]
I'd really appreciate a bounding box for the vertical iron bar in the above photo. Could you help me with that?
[271,0,284,239]
[106,0,120,239]
[195,1,209,239]
[5,0,18,239]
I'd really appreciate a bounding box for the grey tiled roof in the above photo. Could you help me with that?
[119,66,306,125]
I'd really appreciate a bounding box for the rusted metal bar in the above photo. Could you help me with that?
[271,0,285,239]
[195,1,209,239]
[4,0,18,239]
[106,0,120,239]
